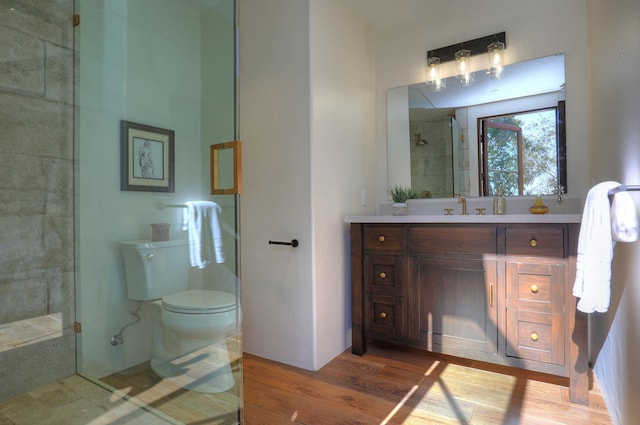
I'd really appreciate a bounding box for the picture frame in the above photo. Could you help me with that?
[120,120,175,192]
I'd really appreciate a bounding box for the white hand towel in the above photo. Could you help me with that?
[182,201,225,268]
[572,181,621,313]
[611,191,639,242]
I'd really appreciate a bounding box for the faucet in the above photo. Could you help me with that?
[554,185,565,202]
[454,194,467,215]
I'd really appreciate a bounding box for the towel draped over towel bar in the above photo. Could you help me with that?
[608,184,640,195]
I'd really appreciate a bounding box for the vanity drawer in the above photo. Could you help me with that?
[506,309,564,365]
[363,225,404,253]
[409,226,497,254]
[506,260,565,315]
[365,293,404,338]
[505,227,565,257]
[365,255,403,295]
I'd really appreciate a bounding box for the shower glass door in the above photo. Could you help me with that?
[74,1,242,423]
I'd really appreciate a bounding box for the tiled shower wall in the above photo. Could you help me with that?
[410,118,454,198]
[0,0,75,401]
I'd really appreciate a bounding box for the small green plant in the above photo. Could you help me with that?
[389,185,418,203]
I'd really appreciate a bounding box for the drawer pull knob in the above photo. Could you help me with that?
[379,272,386,279]
[380,312,387,319]
[529,239,538,247]
[530,332,539,342]
[378,235,385,242]
[531,284,539,293]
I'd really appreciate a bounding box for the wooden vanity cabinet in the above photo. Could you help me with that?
[408,226,500,358]
[361,226,407,343]
[350,222,589,405]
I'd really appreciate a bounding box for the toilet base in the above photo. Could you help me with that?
[150,340,235,393]
[151,311,237,393]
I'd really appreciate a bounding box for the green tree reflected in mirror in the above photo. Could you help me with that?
[482,107,561,196]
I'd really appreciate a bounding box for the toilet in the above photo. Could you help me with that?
[119,239,238,393]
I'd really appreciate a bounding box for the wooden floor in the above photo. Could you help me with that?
[23,339,610,424]
[243,342,613,425]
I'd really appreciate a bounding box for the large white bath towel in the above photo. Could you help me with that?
[572,181,621,313]
[182,201,225,268]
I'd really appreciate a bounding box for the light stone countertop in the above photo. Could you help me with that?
[344,213,582,224]
[348,196,584,224]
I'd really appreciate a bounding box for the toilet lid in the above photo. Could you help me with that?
[162,289,236,314]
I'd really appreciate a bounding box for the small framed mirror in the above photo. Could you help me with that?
[210,140,242,195]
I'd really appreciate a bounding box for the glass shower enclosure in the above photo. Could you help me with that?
[74,1,242,423]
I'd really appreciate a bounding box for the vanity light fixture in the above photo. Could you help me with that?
[487,41,505,79]
[425,32,506,90]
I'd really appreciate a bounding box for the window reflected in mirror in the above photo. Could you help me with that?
[480,102,566,196]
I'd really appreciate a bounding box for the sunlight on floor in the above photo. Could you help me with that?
[0,313,63,353]
[378,359,522,424]
[380,384,419,425]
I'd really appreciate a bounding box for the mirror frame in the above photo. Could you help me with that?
[210,140,242,195]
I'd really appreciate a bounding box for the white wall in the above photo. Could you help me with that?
[239,0,315,369]
[372,0,590,204]
[587,0,640,423]
[239,0,374,370]
[310,0,374,368]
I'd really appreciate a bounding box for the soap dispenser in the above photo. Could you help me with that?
[493,187,506,215]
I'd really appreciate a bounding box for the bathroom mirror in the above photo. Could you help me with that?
[387,54,565,198]
[210,140,242,194]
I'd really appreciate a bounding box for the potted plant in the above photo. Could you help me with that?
[389,185,418,215]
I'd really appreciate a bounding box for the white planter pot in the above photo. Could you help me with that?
[392,203,408,216]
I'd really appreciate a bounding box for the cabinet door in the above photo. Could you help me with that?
[410,256,498,355]
[505,259,565,365]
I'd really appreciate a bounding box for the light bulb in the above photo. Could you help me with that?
[487,41,505,79]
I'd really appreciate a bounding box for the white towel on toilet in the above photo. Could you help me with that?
[611,190,639,242]
[572,181,620,313]
[182,201,225,268]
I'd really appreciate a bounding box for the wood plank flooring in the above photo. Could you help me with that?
[243,342,612,425]
[3,340,612,424]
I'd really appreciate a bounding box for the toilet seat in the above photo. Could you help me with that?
[162,289,236,314]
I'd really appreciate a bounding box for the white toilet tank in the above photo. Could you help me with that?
[120,239,190,301]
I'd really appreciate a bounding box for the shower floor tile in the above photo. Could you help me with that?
[100,356,242,424]
[99,338,243,424]
[0,375,175,425]
[1,336,242,424]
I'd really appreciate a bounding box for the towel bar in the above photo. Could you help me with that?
[608,184,640,195]
[161,203,188,208]
[158,203,232,209]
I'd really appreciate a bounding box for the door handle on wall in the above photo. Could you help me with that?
[268,239,299,248]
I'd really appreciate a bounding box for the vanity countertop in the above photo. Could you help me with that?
[344,213,582,224]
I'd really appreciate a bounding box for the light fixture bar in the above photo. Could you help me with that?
[426,32,506,62]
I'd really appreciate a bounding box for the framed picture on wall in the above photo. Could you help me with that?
[120,120,175,192]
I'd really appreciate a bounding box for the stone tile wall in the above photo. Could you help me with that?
[0,0,76,402]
